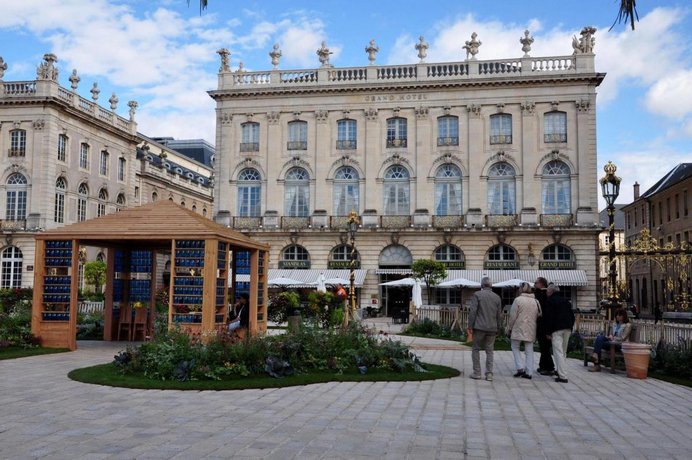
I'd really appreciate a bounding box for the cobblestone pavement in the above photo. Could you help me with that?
[1,336,690,460]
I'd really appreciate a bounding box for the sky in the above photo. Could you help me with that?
[1,0,690,209]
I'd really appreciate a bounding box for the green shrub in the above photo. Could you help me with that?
[0,290,37,347]
[404,318,465,341]
[652,338,692,380]
[115,323,426,381]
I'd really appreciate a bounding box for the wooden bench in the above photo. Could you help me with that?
[583,324,639,373]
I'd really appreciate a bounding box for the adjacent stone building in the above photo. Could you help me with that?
[210,29,605,312]
[0,54,213,288]
[622,163,691,314]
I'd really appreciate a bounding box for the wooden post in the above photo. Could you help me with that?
[248,249,259,336]
[103,247,116,341]
[31,239,46,339]
[201,238,217,339]
[67,240,79,350]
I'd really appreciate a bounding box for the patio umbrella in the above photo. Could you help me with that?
[267,276,302,287]
[378,277,418,286]
[315,273,327,293]
[411,279,423,308]
[493,278,534,288]
[437,277,482,288]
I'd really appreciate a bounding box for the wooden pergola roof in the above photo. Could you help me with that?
[35,200,268,250]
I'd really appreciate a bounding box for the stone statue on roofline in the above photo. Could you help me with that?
[269,43,282,69]
[37,53,59,81]
[463,32,482,60]
[365,39,379,65]
[0,57,7,80]
[217,48,230,72]
[316,41,333,67]
[415,36,428,63]
[520,30,534,57]
[572,26,597,54]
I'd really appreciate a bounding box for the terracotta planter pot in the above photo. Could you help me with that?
[621,342,651,379]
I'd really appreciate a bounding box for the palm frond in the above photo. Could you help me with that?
[186,0,208,15]
[610,0,639,31]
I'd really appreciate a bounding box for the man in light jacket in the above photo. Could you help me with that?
[468,276,503,381]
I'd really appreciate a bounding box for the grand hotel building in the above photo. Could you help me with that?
[210,29,605,313]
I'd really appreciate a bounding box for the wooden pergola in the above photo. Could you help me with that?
[31,201,269,350]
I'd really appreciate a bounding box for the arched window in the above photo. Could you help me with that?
[202,208,207,217]
[434,164,462,216]
[437,116,459,146]
[97,188,108,217]
[116,193,126,211]
[329,244,360,269]
[337,119,357,149]
[54,177,67,223]
[542,160,571,214]
[6,173,28,221]
[386,117,407,147]
[490,113,512,144]
[333,166,359,216]
[540,244,575,269]
[192,204,197,213]
[180,200,186,207]
[152,191,158,201]
[9,129,26,157]
[287,121,307,150]
[378,244,413,268]
[77,183,89,222]
[544,111,567,143]
[487,163,515,215]
[279,244,310,269]
[238,168,261,217]
[240,122,260,152]
[433,244,465,269]
[485,244,518,269]
[1,246,23,288]
[284,167,309,217]
[383,165,410,215]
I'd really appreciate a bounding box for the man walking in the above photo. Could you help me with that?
[544,284,575,383]
[468,276,503,381]
[534,277,555,376]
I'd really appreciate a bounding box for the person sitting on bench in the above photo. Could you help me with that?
[589,308,632,372]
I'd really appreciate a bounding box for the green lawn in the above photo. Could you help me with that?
[0,346,70,360]
[68,362,460,390]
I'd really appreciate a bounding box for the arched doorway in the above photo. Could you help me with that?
[378,244,412,318]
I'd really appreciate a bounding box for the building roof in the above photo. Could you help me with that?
[641,163,692,199]
[136,147,211,187]
[35,200,268,250]
[598,204,626,229]
[150,137,215,168]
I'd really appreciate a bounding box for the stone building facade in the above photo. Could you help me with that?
[0,54,213,288]
[210,29,605,312]
[622,164,691,314]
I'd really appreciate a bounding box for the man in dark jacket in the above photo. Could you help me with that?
[468,276,503,381]
[534,277,555,375]
[544,285,575,383]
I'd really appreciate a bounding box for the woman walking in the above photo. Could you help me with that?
[507,282,541,379]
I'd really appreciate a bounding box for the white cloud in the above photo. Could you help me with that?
[278,18,332,68]
[645,69,692,118]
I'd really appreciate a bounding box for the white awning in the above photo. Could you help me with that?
[439,270,588,287]
[374,268,413,275]
[232,269,368,287]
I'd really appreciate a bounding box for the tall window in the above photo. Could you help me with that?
[287,121,307,150]
[79,143,89,169]
[1,247,23,288]
[386,117,407,147]
[337,119,357,149]
[333,166,359,215]
[485,244,518,269]
[490,114,512,144]
[437,116,459,146]
[77,183,88,222]
[542,160,571,214]
[57,134,67,162]
[99,150,109,176]
[54,177,67,223]
[97,188,108,217]
[541,244,575,269]
[241,122,260,152]
[238,168,262,217]
[383,165,410,215]
[279,245,310,268]
[6,173,28,221]
[284,167,309,216]
[433,244,465,268]
[118,157,126,181]
[487,163,516,215]
[9,130,26,157]
[116,193,126,211]
[434,164,462,216]
[329,244,359,269]
[544,111,567,143]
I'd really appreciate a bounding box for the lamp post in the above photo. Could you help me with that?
[345,210,360,327]
[600,161,621,321]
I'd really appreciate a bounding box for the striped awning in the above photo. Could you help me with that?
[232,269,368,287]
[375,269,587,286]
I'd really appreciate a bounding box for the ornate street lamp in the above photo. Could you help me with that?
[344,210,360,326]
[600,161,621,320]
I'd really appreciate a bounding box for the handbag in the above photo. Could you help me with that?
[228,306,243,331]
